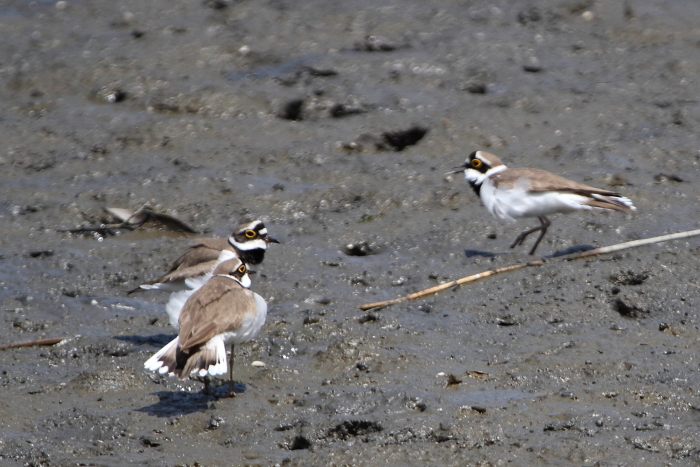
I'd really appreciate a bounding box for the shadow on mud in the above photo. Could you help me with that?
[115,333,175,348]
[137,381,248,417]
[464,249,499,258]
[548,244,596,257]
[136,391,214,417]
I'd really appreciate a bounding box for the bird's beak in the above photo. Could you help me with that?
[446,165,466,175]
[266,236,281,244]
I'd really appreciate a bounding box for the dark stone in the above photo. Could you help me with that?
[381,126,428,151]
[653,173,684,183]
[27,250,54,258]
[613,297,647,318]
[327,420,383,440]
[304,66,338,77]
[608,270,649,286]
[107,90,126,103]
[358,313,378,324]
[344,242,373,256]
[497,315,518,326]
[204,0,229,9]
[140,436,161,447]
[543,420,575,431]
[463,81,487,94]
[290,435,311,450]
[329,103,365,118]
[277,99,304,120]
[446,374,462,386]
[517,7,541,25]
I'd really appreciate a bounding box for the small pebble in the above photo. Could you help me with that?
[463,81,487,94]
[208,415,224,429]
[344,242,373,256]
[391,277,407,286]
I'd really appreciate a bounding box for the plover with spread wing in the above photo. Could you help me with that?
[129,220,278,294]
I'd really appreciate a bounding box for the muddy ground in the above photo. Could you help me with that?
[2,0,700,465]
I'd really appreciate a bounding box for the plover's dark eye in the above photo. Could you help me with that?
[244,230,257,239]
[237,264,246,274]
[471,159,482,169]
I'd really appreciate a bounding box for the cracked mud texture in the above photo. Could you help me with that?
[1,0,700,466]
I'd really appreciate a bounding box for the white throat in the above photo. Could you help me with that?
[229,237,268,251]
[216,273,251,288]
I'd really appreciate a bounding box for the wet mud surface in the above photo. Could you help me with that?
[2,0,700,465]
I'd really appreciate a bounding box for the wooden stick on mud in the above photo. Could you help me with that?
[358,228,700,311]
[0,337,63,351]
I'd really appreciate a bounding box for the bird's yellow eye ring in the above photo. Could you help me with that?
[238,265,246,274]
[471,159,482,169]
[244,230,257,239]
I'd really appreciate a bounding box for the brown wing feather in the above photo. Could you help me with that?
[179,347,218,380]
[148,259,218,285]
[166,238,233,272]
[157,343,179,377]
[178,277,256,351]
[585,199,631,212]
[155,340,219,380]
[492,168,623,197]
[188,237,232,251]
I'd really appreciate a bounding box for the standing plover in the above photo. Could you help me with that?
[129,220,278,294]
[144,257,267,397]
[163,250,236,330]
[454,150,635,255]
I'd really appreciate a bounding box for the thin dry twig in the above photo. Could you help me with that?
[358,228,700,311]
[0,337,63,351]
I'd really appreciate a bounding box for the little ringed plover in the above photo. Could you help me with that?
[129,220,278,294]
[164,250,240,330]
[144,257,267,397]
[454,150,636,255]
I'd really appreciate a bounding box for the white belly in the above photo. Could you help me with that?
[481,178,593,221]
[220,292,268,345]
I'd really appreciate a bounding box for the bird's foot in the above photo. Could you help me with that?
[227,383,239,398]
